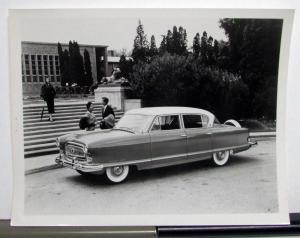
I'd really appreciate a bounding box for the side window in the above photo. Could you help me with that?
[151,115,180,131]
[183,114,205,129]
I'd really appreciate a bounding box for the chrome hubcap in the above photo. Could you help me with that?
[112,166,124,176]
[217,152,225,160]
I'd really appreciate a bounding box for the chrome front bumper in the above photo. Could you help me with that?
[55,154,104,173]
[248,140,258,147]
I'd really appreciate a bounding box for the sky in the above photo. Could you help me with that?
[19,9,227,53]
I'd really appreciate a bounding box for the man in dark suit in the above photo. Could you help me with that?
[100,97,115,129]
[40,77,56,122]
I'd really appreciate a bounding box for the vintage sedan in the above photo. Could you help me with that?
[55,107,256,183]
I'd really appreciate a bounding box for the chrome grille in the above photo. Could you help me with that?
[65,143,85,159]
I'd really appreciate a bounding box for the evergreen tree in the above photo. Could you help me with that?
[213,39,219,62]
[69,41,85,86]
[166,30,173,53]
[159,35,167,55]
[57,43,65,86]
[62,49,70,85]
[178,26,188,55]
[83,49,93,86]
[207,36,214,65]
[200,31,208,64]
[149,35,158,58]
[132,19,149,62]
[119,55,134,79]
[172,26,180,54]
[192,33,201,58]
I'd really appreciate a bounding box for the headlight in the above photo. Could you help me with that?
[55,138,60,147]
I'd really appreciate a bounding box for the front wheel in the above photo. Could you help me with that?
[105,165,130,184]
[212,150,230,166]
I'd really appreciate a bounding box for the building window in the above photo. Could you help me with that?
[43,55,48,75]
[54,55,60,76]
[37,54,43,82]
[49,55,54,77]
[24,54,31,82]
[31,55,37,82]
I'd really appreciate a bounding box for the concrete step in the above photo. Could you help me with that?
[23,102,100,110]
[24,137,55,146]
[24,122,77,132]
[24,147,59,158]
[23,106,104,115]
[24,126,83,137]
[25,142,56,152]
[23,110,118,120]
[23,110,122,120]
[23,112,124,124]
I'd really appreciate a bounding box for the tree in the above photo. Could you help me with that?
[149,35,158,58]
[207,36,214,65]
[62,49,70,85]
[159,35,167,55]
[192,33,200,58]
[160,26,188,55]
[219,18,283,118]
[178,26,188,55]
[83,49,93,86]
[57,42,69,86]
[132,19,149,62]
[200,31,208,64]
[165,30,173,53]
[69,41,85,86]
[119,55,134,79]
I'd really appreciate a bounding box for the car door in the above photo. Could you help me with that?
[182,114,212,160]
[149,114,187,167]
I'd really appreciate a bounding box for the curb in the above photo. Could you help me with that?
[25,132,276,175]
[25,163,62,175]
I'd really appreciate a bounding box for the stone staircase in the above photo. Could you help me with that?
[23,102,124,158]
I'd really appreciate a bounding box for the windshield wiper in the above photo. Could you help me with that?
[113,127,135,133]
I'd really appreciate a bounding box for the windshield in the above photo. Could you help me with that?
[114,114,153,133]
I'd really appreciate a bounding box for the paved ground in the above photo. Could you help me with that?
[25,138,277,215]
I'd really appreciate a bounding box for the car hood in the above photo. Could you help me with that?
[59,129,135,148]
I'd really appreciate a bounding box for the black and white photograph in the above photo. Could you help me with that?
[9,8,293,226]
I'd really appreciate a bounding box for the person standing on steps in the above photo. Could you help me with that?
[100,97,115,129]
[40,77,56,122]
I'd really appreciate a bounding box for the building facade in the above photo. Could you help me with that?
[21,41,108,96]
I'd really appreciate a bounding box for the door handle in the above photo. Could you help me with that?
[206,132,212,135]
[180,134,187,137]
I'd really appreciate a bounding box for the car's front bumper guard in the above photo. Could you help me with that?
[248,140,258,147]
[55,155,104,173]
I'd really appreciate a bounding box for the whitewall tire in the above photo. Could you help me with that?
[212,150,230,166]
[105,165,130,183]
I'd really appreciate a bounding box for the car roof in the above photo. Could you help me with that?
[126,107,214,117]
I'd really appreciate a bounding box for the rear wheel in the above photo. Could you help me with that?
[212,150,230,166]
[105,165,130,184]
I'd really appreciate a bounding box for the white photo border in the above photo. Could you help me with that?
[9,8,293,226]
